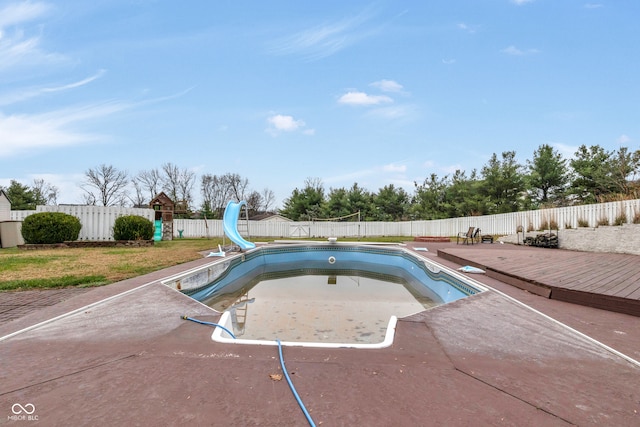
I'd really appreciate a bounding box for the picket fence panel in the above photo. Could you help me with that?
[9,199,640,241]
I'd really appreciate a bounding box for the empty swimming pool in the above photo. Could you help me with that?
[179,243,484,348]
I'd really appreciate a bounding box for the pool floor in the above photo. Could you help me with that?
[207,273,439,343]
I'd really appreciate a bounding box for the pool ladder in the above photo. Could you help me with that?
[229,294,254,336]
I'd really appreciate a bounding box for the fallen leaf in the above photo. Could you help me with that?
[269,373,283,381]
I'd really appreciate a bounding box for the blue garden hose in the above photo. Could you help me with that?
[181,317,313,425]
[276,339,316,427]
[181,315,236,339]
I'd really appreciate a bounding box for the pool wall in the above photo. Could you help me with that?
[212,311,400,349]
[168,244,483,305]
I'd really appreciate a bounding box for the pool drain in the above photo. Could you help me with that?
[328,256,336,264]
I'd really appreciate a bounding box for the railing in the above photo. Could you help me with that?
[9,199,640,240]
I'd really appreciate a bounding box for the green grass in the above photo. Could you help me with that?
[0,275,109,291]
[0,236,412,291]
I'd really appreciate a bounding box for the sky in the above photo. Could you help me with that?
[1,0,639,210]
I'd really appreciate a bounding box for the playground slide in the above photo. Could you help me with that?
[153,220,162,241]
[223,200,256,250]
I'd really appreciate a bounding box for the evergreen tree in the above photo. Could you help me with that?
[527,144,568,207]
[480,151,525,214]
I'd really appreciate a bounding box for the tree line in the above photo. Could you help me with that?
[2,163,275,218]
[3,144,638,221]
[279,144,640,221]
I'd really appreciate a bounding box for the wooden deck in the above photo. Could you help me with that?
[436,243,640,317]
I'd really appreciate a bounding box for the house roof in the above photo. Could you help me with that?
[0,189,11,204]
[251,213,292,222]
[149,192,174,207]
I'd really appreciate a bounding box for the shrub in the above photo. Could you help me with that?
[613,212,627,226]
[113,215,154,241]
[597,217,610,227]
[577,218,589,227]
[22,212,82,244]
[538,219,549,231]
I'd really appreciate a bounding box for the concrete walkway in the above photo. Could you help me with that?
[1,243,639,426]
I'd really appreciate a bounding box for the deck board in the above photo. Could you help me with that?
[436,245,640,317]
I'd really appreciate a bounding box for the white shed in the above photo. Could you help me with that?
[0,190,10,221]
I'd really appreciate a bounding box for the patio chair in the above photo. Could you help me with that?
[457,227,478,245]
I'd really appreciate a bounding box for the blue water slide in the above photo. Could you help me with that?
[223,200,256,250]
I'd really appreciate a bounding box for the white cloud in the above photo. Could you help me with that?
[0,2,63,72]
[457,22,479,34]
[338,91,393,106]
[370,79,403,93]
[383,163,407,173]
[511,0,534,5]
[502,45,540,56]
[268,9,376,61]
[584,3,603,9]
[617,134,631,144]
[0,70,107,106]
[266,114,309,136]
[365,105,415,120]
[0,1,51,27]
[442,58,456,65]
[0,101,133,158]
[551,142,579,159]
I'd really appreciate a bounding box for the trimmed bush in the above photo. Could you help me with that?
[22,212,82,244]
[113,215,154,241]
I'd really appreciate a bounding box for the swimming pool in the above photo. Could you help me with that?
[171,243,485,348]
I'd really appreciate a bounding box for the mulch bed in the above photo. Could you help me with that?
[414,236,451,243]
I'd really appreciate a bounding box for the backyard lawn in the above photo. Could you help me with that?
[0,236,409,291]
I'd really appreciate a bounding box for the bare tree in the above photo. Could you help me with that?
[32,178,59,205]
[161,163,195,209]
[245,190,262,214]
[224,172,249,202]
[81,164,129,206]
[201,174,231,217]
[133,168,162,204]
[261,188,275,212]
[130,180,147,208]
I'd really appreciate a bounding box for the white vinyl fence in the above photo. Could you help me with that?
[11,205,154,241]
[10,199,640,241]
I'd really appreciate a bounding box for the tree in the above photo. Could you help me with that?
[324,187,351,219]
[280,177,325,220]
[374,184,409,221]
[200,174,230,218]
[161,163,195,211]
[245,190,263,216]
[442,169,487,217]
[31,178,59,205]
[3,180,37,210]
[527,144,568,207]
[480,151,525,214]
[608,147,640,198]
[346,183,374,220]
[411,174,448,220]
[569,145,613,203]
[132,168,162,206]
[224,172,250,202]
[261,188,276,213]
[81,164,129,206]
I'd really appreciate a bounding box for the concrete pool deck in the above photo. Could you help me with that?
[1,242,639,426]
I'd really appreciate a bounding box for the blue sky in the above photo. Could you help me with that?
[1,0,639,209]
